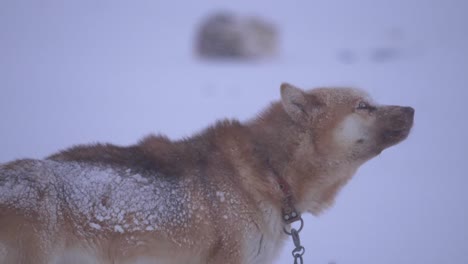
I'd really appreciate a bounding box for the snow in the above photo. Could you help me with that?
[89,223,102,230]
[0,159,199,238]
[0,0,467,263]
[114,225,124,234]
[216,191,226,202]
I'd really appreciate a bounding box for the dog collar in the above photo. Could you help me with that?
[265,157,301,224]
[274,173,301,224]
[274,173,306,264]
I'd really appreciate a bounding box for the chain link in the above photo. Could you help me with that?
[293,253,303,264]
[284,217,305,264]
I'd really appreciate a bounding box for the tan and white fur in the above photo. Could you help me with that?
[0,83,414,264]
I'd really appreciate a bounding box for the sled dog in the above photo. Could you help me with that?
[0,83,414,264]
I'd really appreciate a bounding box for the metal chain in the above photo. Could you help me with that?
[284,217,305,264]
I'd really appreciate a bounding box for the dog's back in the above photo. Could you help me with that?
[0,158,225,263]
[1,159,61,263]
[0,130,263,263]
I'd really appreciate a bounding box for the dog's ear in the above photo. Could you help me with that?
[281,83,310,123]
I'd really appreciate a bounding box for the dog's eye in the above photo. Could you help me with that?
[357,101,369,110]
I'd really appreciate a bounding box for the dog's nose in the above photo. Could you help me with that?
[403,107,415,117]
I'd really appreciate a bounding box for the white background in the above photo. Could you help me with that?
[1,0,467,263]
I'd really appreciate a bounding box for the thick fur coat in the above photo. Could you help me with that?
[0,83,414,264]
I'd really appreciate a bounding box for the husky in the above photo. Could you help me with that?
[0,83,414,264]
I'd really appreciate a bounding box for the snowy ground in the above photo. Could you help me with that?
[1,0,467,263]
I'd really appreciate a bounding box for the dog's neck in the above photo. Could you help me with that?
[247,103,303,175]
[246,103,360,215]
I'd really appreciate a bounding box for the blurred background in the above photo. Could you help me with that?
[1,0,467,263]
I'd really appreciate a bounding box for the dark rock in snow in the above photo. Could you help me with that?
[195,11,279,60]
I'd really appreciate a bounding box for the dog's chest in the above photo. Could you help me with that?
[242,204,286,264]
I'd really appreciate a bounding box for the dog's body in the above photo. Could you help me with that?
[0,83,414,264]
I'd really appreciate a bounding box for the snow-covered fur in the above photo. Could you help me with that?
[0,83,414,264]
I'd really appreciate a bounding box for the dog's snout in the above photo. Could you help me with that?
[403,106,415,116]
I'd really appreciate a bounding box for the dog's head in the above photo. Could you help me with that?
[281,83,414,163]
